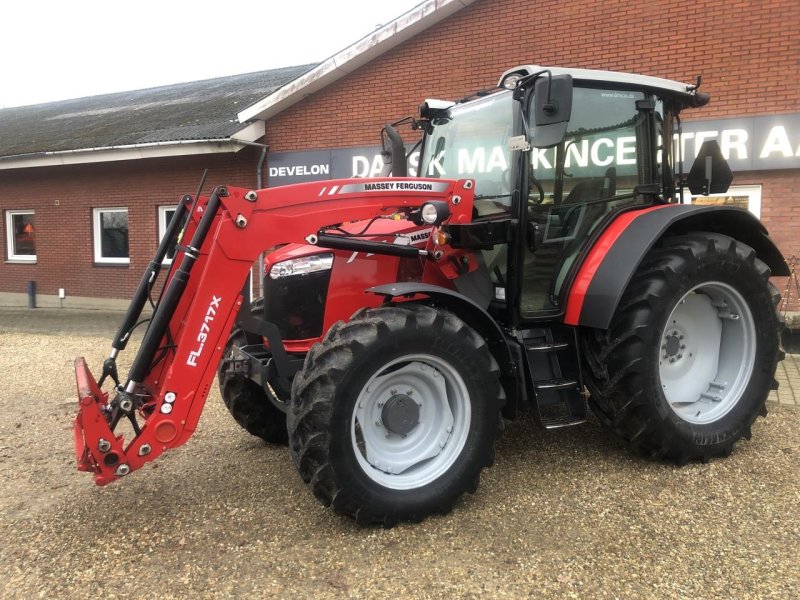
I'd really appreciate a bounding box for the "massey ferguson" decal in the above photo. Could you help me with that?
[187,295,222,367]
[336,181,450,195]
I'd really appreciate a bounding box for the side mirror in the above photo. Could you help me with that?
[530,74,573,148]
[380,124,408,177]
[687,140,733,195]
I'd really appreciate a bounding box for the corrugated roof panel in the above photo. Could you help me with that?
[0,64,314,158]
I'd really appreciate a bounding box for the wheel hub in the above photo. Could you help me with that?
[381,394,420,435]
[659,282,756,425]
[351,357,463,487]
[662,329,686,363]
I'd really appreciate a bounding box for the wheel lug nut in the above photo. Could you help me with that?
[669,358,676,363]
[377,401,384,408]
[680,344,686,350]
[375,420,382,427]
[677,354,683,359]
[679,335,684,340]
[406,389,413,395]
[390,389,396,395]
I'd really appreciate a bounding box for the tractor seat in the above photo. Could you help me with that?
[563,167,617,204]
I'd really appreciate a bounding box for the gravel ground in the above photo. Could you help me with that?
[0,310,798,598]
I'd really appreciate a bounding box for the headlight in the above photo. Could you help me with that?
[410,201,451,226]
[269,253,334,279]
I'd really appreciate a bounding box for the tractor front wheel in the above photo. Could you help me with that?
[218,298,289,444]
[287,304,505,526]
[582,232,783,463]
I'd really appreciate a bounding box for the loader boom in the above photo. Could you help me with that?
[74,178,475,485]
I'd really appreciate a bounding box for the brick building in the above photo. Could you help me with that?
[1,0,798,310]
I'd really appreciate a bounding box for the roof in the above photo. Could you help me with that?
[498,65,695,97]
[237,0,478,123]
[0,64,314,168]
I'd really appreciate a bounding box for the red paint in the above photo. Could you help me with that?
[73,179,475,485]
[564,205,670,325]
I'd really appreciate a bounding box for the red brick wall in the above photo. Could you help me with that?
[0,149,262,299]
[265,0,800,150]
[737,170,800,312]
[2,0,799,309]
[263,0,800,309]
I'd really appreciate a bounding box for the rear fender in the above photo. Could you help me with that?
[564,204,788,330]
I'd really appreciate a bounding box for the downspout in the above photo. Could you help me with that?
[231,137,269,296]
[231,137,269,189]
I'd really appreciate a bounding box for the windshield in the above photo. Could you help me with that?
[419,91,515,217]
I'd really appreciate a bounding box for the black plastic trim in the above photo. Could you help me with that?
[577,204,788,329]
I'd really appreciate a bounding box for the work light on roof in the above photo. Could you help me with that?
[501,73,524,90]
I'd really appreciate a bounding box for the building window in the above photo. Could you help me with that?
[682,184,762,218]
[5,210,37,262]
[93,208,129,264]
[158,205,178,264]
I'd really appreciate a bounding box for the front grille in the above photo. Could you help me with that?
[263,269,331,340]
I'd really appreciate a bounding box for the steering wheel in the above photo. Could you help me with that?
[529,174,545,205]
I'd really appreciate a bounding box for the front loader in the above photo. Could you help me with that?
[74,65,787,526]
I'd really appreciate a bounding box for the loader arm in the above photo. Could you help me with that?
[74,178,475,485]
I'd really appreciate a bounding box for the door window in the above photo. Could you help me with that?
[522,87,657,316]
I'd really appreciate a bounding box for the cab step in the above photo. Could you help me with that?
[519,326,587,429]
[534,377,579,391]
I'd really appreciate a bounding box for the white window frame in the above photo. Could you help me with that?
[681,184,762,219]
[5,209,37,262]
[93,207,130,265]
[158,205,178,265]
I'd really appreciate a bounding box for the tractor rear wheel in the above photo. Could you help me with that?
[287,303,505,526]
[218,298,288,444]
[582,232,783,463]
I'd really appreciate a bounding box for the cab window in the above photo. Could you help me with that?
[420,92,515,218]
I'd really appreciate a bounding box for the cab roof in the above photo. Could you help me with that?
[498,65,700,101]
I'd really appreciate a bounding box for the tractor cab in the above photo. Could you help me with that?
[418,66,719,325]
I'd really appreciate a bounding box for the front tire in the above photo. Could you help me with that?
[582,232,783,463]
[287,304,505,526]
[218,298,289,444]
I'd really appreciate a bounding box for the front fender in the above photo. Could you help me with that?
[368,283,519,405]
[564,204,788,330]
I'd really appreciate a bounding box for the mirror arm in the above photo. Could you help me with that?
[512,69,551,100]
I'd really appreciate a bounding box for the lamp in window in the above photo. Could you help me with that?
[23,223,34,238]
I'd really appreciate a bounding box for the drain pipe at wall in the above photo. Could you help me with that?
[232,138,269,297]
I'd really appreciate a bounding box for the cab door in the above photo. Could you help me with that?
[518,86,662,318]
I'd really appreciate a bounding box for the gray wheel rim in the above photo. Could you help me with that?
[659,281,756,425]
[351,353,471,490]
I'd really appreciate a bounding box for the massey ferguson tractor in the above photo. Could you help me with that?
[73,65,787,526]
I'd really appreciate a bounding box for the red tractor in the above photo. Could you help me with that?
[74,65,787,526]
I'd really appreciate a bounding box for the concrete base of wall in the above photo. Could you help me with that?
[785,311,800,330]
[0,292,137,312]
[2,291,798,329]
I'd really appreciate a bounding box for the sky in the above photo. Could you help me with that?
[0,0,425,108]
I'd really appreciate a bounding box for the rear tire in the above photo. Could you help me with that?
[582,232,783,463]
[287,304,505,526]
[218,298,288,444]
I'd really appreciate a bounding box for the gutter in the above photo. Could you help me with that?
[0,121,266,170]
